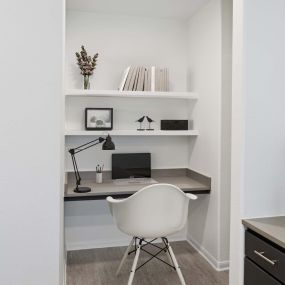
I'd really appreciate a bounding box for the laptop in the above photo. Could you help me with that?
[112,153,157,185]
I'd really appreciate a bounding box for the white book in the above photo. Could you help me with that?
[141,67,146,91]
[123,66,134,91]
[155,67,159,91]
[151,66,155,92]
[154,68,157,91]
[144,68,149,91]
[158,68,161,91]
[164,68,167,91]
[163,68,166,91]
[159,68,164,91]
[143,67,148,91]
[160,68,163,91]
[135,66,142,91]
[133,67,140,91]
[147,68,151,91]
[118,66,130,91]
[137,67,145,91]
[128,67,138,91]
[156,68,158,91]
[158,68,162,91]
[166,68,169,91]
[134,67,141,91]
[135,67,141,91]
[162,68,165,91]
[142,68,146,91]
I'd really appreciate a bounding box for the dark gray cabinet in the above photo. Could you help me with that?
[245,258,281,285]
[244,230,285,285]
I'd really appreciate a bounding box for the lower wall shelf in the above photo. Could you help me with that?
[65,130,199,136]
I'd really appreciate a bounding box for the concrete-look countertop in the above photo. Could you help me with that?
[64,168,211,201]
[243,216,285,249]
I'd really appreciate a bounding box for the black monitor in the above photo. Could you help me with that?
[112,153,151,179]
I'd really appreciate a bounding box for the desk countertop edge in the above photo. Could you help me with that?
[64,168,211,201]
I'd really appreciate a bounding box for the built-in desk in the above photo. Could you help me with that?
[64,168,211,201]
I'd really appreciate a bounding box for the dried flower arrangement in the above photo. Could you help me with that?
[75,46,99,89]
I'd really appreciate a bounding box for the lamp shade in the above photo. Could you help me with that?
[102,134,115,150]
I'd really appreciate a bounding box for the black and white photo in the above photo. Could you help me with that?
[85,108,113,130]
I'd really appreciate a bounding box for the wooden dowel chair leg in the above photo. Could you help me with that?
[116,237,135,276]
[167,241,186,285]
[127,241,142,285]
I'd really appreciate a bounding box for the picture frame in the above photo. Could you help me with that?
[85,108,113,130]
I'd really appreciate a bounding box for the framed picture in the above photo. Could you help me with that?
[85,108,113,130]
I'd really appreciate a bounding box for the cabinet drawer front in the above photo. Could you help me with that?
[245,230,285,283]
[245,258,281,285]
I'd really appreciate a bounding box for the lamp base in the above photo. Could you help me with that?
[74,186,91,193]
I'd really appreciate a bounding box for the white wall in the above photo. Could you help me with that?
[220,0,232,263]
[0,1,64,285]
[230,0,285,284]
[65,200,186,250]
[229,0,245,283]
[186,0,231,270]
[243,0,285,218]
[66,11,188,91]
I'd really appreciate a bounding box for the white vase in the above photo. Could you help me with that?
[96,172,103,184]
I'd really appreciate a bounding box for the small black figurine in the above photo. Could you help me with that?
[146,116,155,131]
[136,116,145,131]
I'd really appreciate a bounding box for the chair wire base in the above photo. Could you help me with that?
[128,237,175,271]
[117,237,186,285]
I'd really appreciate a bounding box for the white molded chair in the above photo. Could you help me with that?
[107,183,197,285]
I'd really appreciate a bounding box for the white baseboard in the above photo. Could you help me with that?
[66,235,186,251]
[66,238,131,251]
[66,235,229,272]
[186,234,229,272]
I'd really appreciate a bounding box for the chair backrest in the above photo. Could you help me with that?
[107,183,197,238]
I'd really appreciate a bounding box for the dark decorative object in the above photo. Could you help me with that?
[68,135,115,193]
[85,108,113,130]
[136,116,145,131]
[160,120,189,130]
[146,116,155,131]
[75,46,98,89]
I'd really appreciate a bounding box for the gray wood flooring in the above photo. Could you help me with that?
[67,241,229,285]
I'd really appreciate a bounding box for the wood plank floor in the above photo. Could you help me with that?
[67,241,229,285]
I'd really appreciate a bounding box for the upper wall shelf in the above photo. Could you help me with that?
[65,89,198,100]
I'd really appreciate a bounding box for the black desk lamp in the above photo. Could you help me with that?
[68,134,115,193]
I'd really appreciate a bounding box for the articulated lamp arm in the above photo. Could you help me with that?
[68,135,115,193]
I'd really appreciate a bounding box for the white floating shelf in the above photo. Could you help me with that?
[65,130,199,136]
[65,89,198,100]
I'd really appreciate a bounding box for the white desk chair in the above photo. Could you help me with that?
[107,183,197,285]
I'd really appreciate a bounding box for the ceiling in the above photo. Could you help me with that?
[66,0,210,20]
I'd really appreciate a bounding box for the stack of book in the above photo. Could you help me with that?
[118,66,169,92]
